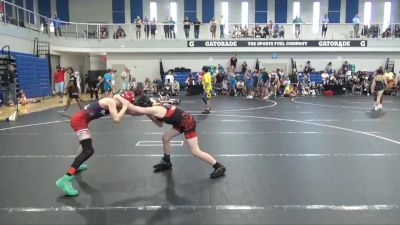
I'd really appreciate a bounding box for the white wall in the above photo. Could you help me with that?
[89,55,107,70]
[107,52,400,82]
[58,52,89,75]
[69,0,112,23]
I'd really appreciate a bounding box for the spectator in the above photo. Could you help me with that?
[325,62,333,74]
[115,26,126,39]
[150,18,157,39]
[42,17,49,34]
[143,17,150,39]
[236,79,245,96]
[18,89,39,105]
[210,17,217,39]
[183,16,191,39]
[352,14,361,38]
[0,1,4,22]
[54,66,65,103]
[2,64,17,106]
[241,25,249,37]
[303,61,313,75]
[130,76,137,91]
[88,73,99,100]
[262,24,269,38]
[395,24,400,38]
[120,67,131,91]
[219,15,225,38]
[233,25,241,38]
[194,18,201,39]
[100,25,109,39]
[53,12,61,37]
[61,67,83,113]
[322,14,329,38]
[215,71,223,94]
[135,16,142,39]
[165,71,175,84]
[230,54,238,71]
[342,61,350,75]
[245,70,254,99]
[279,25,285,38]
[272,23,279,38]
[163,17,170,39]
[169,17,176,39]
[254,25,262,38]
[292,16,304,39]
[172,80,180,95]
[221,78,228,95]
[144,77,152,94]
[102,69,113,97]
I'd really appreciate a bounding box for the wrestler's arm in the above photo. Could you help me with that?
[105,98,128,122]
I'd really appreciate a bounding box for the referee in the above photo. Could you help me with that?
[201,66,213,114]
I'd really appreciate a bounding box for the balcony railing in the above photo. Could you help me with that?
[1,0,400,41]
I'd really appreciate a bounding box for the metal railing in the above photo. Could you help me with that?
[1,0,400,41]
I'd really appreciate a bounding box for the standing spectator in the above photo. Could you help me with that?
[342,61,350,75]
[53,12,62,37]
[241,61,248,74]
[165,71,175,84]
[183,16,191,39]
[201,66,213,114]
[73,69,82,94]
[43,17,49,34]
[88,73,99,100]
[102,69,113,97]
[163,17,170,39]
[120,67,131,91]
[267,20,273,38]
[144,17,150,39]
[245,70,254,99]
[61,67,83,113]
[194,18,201,39]
[352,14,361,38]
[395,24,400,38]
[279,25,285,38]
[169,17,176,39]
[115,26,126,39]
[219,15,225,38]
[325,62,333,74]
[135,16,142,39]
[292,16,304,39]
[150,18,157,39]
[210,17,217,39]
[230,54,238,71]
[2,64,17,106]
[322,14,329,38]
[54,66,65,103]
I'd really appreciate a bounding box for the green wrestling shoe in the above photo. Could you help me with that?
[56,175,79,196]
[77,164,88,172]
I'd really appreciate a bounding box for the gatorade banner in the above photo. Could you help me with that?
[187,40,368,48]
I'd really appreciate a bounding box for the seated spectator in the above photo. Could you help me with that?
[236,79,245,96]
[232,25,241,38]
[114,26,126,39]
[241,25,249,37]
[165,71,175,84]
[279,26,285,38]
[254,25,262,38]
[143,77,153,94]
[221,79,228,95]
[342,61,350,75]
[262,25,269,38]
[172,80,180,95]
[100,26,109,39]
[18,90,40,105]
[321,71,330,84]
[382,27,392,38]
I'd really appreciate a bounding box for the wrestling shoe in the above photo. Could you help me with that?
[153,158,172,172]
[56,175,79,196]
[77,164,88,172]
[210,165,226,179]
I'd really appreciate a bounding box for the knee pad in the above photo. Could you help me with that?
[80,139,94,158]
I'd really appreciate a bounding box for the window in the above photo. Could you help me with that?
[221,1,229,33]
[363,1,371,27]
[170,2,177,32]
[293,1,300,19]
[383,1,391,29]
[150,2,157,21]
[312,1,320,34]
[241,2,248,27]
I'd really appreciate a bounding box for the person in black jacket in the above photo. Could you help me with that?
[2,64,17,106]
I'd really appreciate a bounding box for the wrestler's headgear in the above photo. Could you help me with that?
[121,91,135,103]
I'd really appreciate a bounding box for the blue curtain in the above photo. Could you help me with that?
[345,0,359,23]
[328,0,341,23]
[184,0,197,21]
[56,0,69,21]
[38,0,51,23]
[255,0,268,23]
[275,0,287,23]
[112,0,125,23]
[202,0,214,23]
[130,0,143,22]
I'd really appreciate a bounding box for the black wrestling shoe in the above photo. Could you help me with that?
[210,166,226,179]
[153,158,172,172]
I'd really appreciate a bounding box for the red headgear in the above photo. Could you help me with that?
[121,91,135,103]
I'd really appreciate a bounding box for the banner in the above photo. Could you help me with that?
[187,40,367,48]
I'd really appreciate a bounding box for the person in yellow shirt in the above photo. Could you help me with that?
[201,66,213,114]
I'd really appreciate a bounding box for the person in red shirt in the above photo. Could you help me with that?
[54,66,65,103]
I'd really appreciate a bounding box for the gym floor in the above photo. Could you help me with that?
[1,95,400,225]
